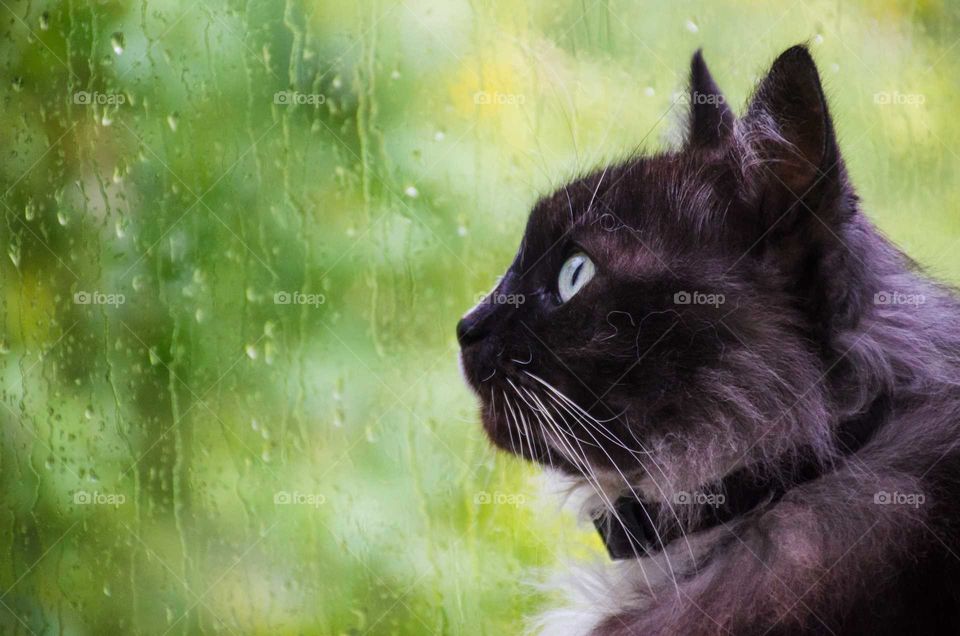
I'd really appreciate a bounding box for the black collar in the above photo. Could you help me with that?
[594,396,887,560]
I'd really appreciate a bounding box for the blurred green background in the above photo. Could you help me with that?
[1,0,958,633]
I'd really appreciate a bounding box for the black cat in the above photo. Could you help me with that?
[457,45,960,635]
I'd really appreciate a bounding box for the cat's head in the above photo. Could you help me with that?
[458,46,876,491]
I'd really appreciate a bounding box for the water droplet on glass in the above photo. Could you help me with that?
[24,202,36,221]
[111,32,125,55]
[814,34,824,45]
[245,344,258,360]
[332,75,342,89]
[263,321,276,338]
[132,275,145,291]
[264,342,276,365]
[57,211,68,226]
[103,584,112,597]
[39,12,50,31]
[390,69,401,80]
[148,347,162,366]
[0,340,9,355]
[45,456,54,469]
[12,77,23,92]
[457,225,468,237]
[115,219,126,239]
[167,113,179,132]
[434,130,445,142]
[685,20,699,33]
[644,86,656,97]
[404,185,419,198]
[84,406,94,420]
[194,308,205,323]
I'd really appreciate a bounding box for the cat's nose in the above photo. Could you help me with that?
[456,313,489,347]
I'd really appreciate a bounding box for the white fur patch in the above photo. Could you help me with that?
[529,470,724,635]
[528,560,647,636]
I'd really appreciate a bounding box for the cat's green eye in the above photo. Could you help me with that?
[557,252,596,303]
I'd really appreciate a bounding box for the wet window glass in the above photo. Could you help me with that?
[1,1,958,633]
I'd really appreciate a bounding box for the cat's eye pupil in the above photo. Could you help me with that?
[570,263,583,285]
[557,252,596,303]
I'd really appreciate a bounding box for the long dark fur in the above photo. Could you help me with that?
[457,45,960,635]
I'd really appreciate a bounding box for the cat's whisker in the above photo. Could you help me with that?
[526,389,683,597]
[523,371,697,575]
[524,371,646,454]
[586,164,609,217]
[498,390,519,457]
[507,379,540,463]
[503,393,530,461]
[522,388,661,596]
[540,384,698,567]
[545,391,698,574]
[522,394,559,472]
[511,383,662,583]
[510,345,534,366]
[524,401,556,469]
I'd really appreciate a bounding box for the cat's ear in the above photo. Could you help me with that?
[741,46,870,332]
[741,45,844,215]
[686,49,735,148]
